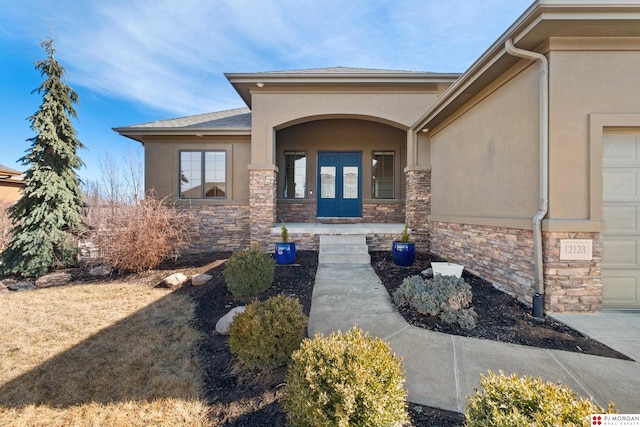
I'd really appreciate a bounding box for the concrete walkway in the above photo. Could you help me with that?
[308,263,640,414]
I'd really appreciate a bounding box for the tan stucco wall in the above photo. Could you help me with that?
[427,39,640,232]
[251,90,442,166]
[143,135,251,202]
[0,183,22,203]
[429,64,540,227]
[549,39,640,223]
[276,119,406,200]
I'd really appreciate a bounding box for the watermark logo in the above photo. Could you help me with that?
[591,414,640,426]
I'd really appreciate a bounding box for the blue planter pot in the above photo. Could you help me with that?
[275,242,296,265]
[392,241,416,266]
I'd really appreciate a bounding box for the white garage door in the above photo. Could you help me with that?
[602,130,640,309]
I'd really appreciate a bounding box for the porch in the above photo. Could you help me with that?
[269,222,406,251]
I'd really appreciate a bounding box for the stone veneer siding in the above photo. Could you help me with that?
[363,202,405,223]
[277,201,405,223]
[543,232,602,312]
[277,201,316,223]
[405,169,431,252]
[430,221,603,312]
[249,168,277,249]
[176,204,250,253]
[430,221,536,306]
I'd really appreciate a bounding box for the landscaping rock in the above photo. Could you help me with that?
[421,268,433,277]
[215,306,246,335]
[89,265,111,276]
[8,281,36,292]
[35,271,72,288]
[191,273,212,286]
[162,272,189,289]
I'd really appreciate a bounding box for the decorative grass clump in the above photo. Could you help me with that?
[283,327,409,427]
[465,370,615,427]
[393,274,478,330]
[228,294,307,370]
[223,244,275,297]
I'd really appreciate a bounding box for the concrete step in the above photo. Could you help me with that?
[319,234,370,264]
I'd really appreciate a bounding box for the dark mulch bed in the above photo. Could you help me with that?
[172,250,628,426]
[371,251,631,360]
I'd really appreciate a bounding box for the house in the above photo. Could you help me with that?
[115,0,640,313]
[0,164,24,203]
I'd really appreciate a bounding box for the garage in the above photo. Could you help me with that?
[602,130,640,309]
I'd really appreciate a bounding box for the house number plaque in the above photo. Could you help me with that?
[559,239,593,261]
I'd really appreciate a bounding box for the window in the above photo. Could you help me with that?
[284,151,307,198]
[180,151,226,199]
[372,151,395,199]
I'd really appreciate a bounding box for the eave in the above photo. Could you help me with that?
[225,68,461,108]
[112,127,252,144]
[413,0,640,133]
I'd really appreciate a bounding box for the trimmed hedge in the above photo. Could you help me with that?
[283,327,409,426]
[466,370,615,427]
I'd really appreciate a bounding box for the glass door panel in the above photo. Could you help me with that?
[320,166,336,198]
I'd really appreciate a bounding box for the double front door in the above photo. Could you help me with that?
[317,152,362,218]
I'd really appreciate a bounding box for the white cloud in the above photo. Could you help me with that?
[1,0,533,117]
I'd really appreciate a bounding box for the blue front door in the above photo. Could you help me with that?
[317,152,362,217]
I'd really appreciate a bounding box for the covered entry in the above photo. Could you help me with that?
[602,130,640,309]
[317,152,362,217]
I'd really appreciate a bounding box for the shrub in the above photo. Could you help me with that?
[465,370,615,427]
[283,327,409,427]
[224,244,275,297]
[393,274,477,329]
[89,195,192,272]
[228,294,307,370]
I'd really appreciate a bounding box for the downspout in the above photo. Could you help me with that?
[505,39,548,318]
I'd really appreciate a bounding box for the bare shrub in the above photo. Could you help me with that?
[0,201,12,253]
[80,148,194,272]
[92,195,192,272]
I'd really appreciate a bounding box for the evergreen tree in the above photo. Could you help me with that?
[1,38,85,277]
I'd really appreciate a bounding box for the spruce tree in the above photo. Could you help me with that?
[1,38,85,277]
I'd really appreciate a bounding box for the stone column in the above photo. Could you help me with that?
[405,167,431,252]
[543,231,603,312]
[249,166,277,249]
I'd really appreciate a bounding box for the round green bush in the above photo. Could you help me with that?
[223,244,275,297]
[465,370,615,427]
[283,327,409,427]
[228,294,307,370]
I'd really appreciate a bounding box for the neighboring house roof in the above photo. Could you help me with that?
[0,164,24,185]
[0,164,22,178]
[114,107,251,143]
[225,66,461,108]
[413,0,640,132]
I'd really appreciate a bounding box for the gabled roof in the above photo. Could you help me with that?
[225,66,460,108]
[413,0,640,132]
[0,163,24,185]
[0,164,22,177]
[113,107,251,143]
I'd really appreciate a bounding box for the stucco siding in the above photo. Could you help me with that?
[429,64,540,225]
[549,45,640,220]
[251,91,440,165]
[0,184,22,203]
[144,136,251,202]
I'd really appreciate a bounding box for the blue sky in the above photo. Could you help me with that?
[0,0,532,185]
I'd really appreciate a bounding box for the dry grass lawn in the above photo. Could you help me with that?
[0,282,209,426]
